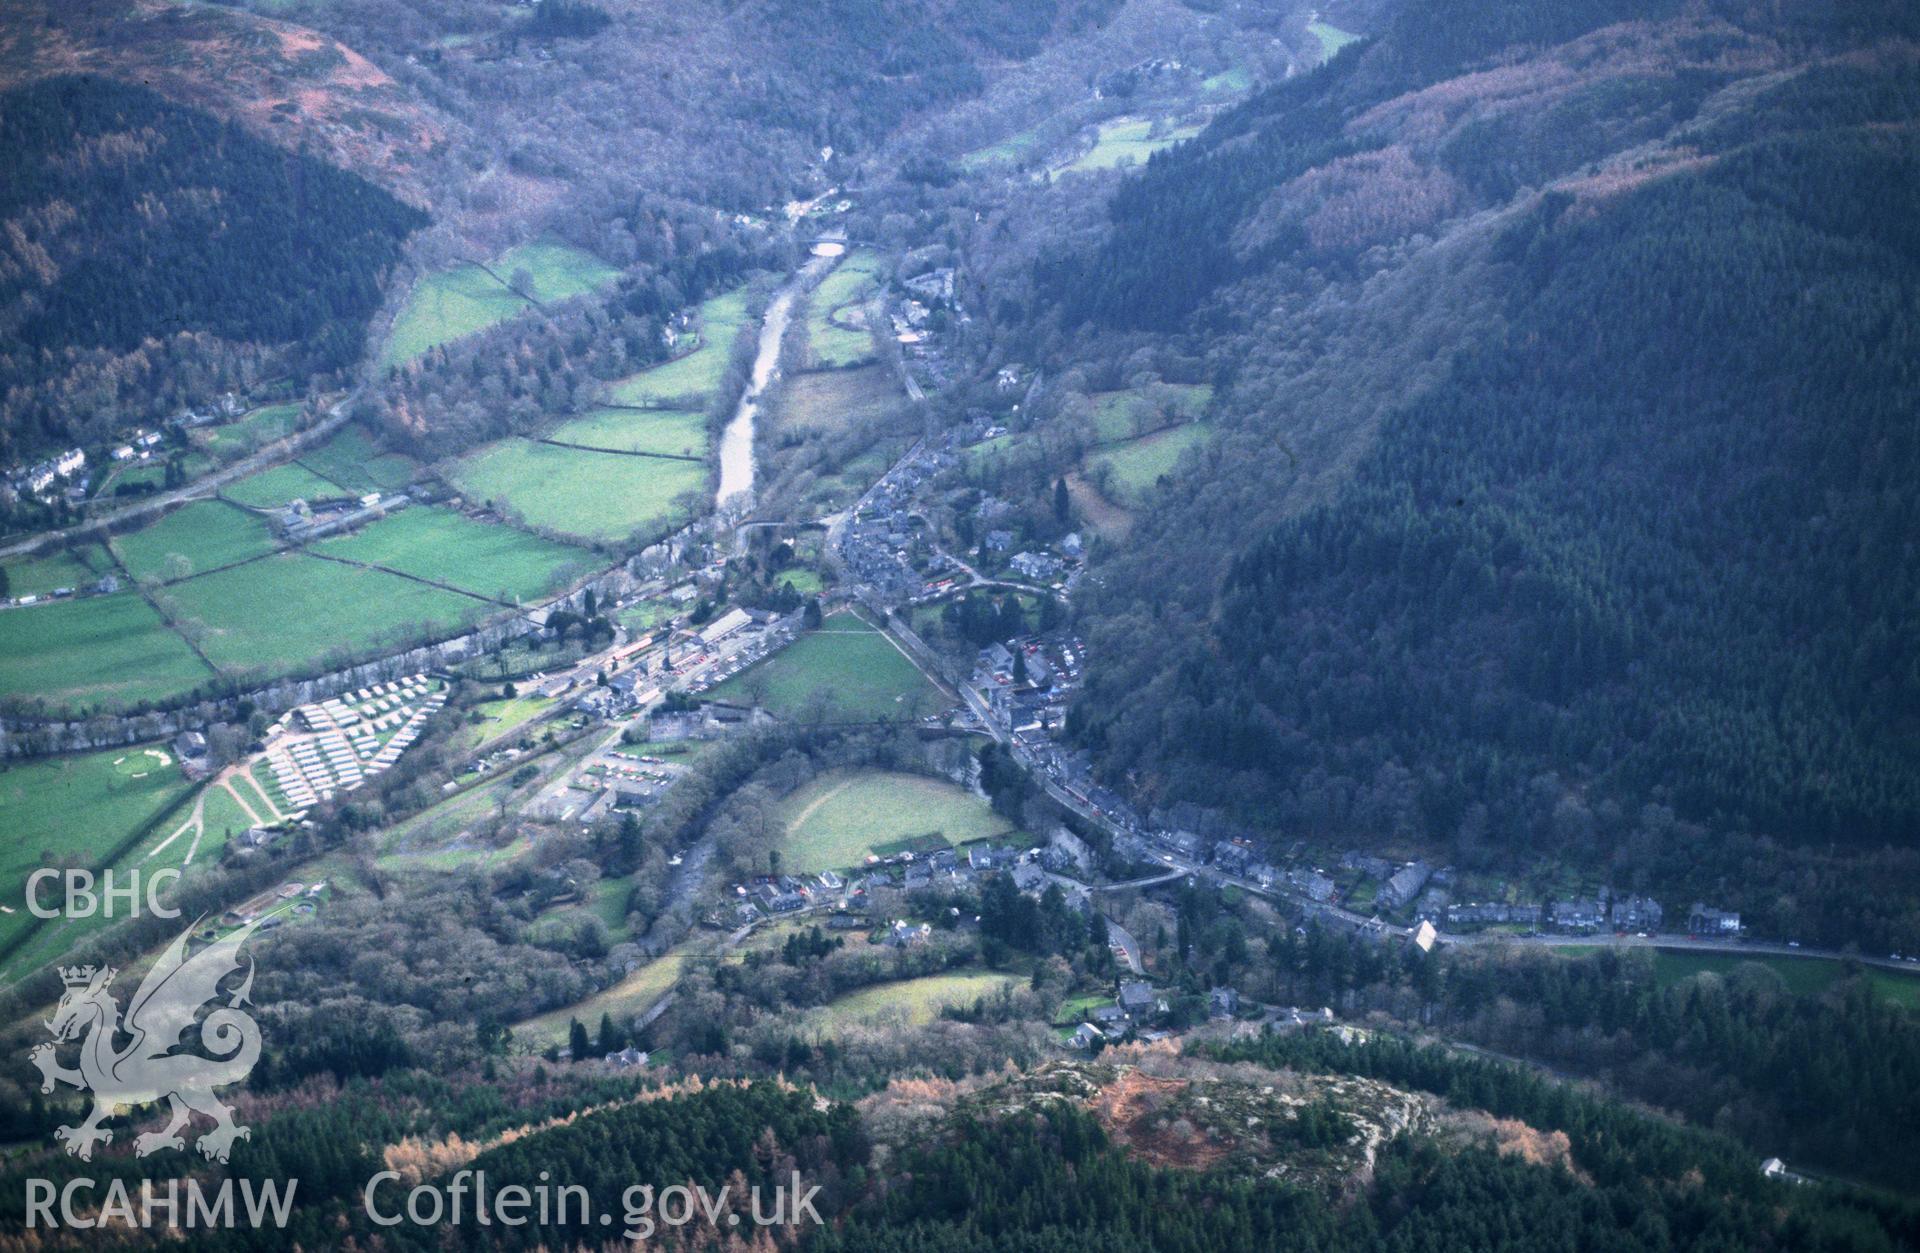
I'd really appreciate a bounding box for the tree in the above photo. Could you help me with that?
[568,1017,591,1062]
[1054,476,1071,524]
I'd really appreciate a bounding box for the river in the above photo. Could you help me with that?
[714,249,840,512]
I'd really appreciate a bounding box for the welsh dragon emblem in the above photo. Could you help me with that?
[29,918,262,1163]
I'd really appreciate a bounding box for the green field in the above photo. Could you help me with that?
[494,240,622,303]
[450,693,557,752]
[962,431,1022,471]
[961,125,1046,170]
[165,552,484,675]
[775,568,823,596]
[1087,421,1213,500]
[376,773,524,859]
[774,768,1012,874]
[299,427,416,495]
[779,365,898,435]
[1058,117,1201,174]
[529,876,636,945]
[112,500,277,584]
[383,265,528,368]
[382,241,619,367]
[547,407,709,457]
[1650,950,1920,1010]
[711,611,938,721]
[1203,66,1252,93]
[198,783,257,857]
[447,439,705,545]
[1089,384,1213,442]
[803,972,1019,1033]
[223,461,349,509]
[318,506,593,602]
[608,289,751,408]
[2,546,103,599]
[519,945,691,1044]
[0,746,196,951]
[807,251,883,367]
[616,599,677,634]
[103,451,213,496]
[1309,20,1361,59]
[202,402,301,459]
[0,593,212,708]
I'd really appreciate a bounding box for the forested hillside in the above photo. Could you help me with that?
[1055,0,1920,899]
[0,75,424,461]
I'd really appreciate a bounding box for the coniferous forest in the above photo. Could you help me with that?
[0,75,424,460]
[1062,0,1920,913]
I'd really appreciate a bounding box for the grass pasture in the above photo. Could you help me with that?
[202,402,301,459]
[447,439,705,545]
[616,599,677,634]
[318,506,593,603]
[198,783,257,856]
[778,365,898,435]
[520,945,691,1044]
[529,876,637,945]
[0,593,212,708]
[960,124,1046,169]
[547,407,709,458]
[381,240,618,367]
[775,568,823,597]
[1065,472,1132,538]
[166,552,484,676]
[299,427,416,495]
[775,768,1012,874]
[104,452,212,496]
[803,972,1019,1034]
[223,462,350,509]
[0,746,196,953]
[450,693,557,752]
[382,264,529,368]
[1089,384,1212,442]
[1204,66,1252,93]
[1309,20,1361,59]
[2,546,104,599]
[494,240,621,304]
[1087,420,1213,502]
[112,500,277,584]
[376,773,524,861]
[710,611,938,721]
[1650,949,1920,1010]
[807,250,883,368]
[1058,117,1201,174]
[608,288,751,408]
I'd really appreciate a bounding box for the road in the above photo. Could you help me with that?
[0,392,357,561]
[921,661,1920,977]
[1105,914,1144,974]
[795,245,1920,985]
